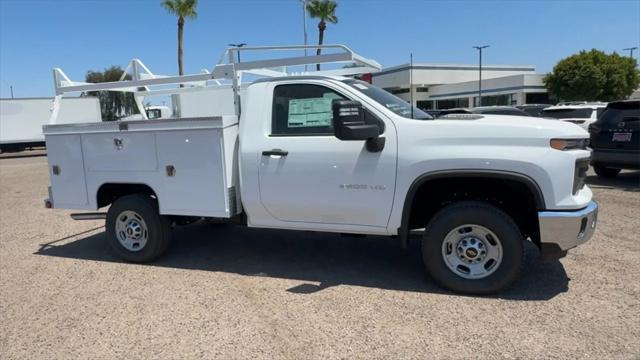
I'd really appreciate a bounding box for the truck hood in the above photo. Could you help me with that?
[395,114,589,149]
[428,114,589,139]
[474,115,587,135]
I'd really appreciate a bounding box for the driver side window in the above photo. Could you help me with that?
[272,84,346,136]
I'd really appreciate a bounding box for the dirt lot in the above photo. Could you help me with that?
[1,153,639,359]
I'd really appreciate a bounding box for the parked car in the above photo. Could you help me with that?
[438,106,529,117]
[43,44,598,295]
[588,100,640,177]
[516,104,552,117]
[541,103,607,130]
[471,106,530,116]
[432,108,470,116]
[119,106,173,121]
[424,110,443,118]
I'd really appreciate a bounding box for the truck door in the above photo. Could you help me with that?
[257,83,397,228]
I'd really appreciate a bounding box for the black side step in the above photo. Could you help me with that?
[70,212,106,220]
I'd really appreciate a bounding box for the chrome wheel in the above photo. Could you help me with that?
[441,224,503,279]
[114,210,148,252]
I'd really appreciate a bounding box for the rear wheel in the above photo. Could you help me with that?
[106,194,171,262]
[593,165,620,178]
[422,201,523,294]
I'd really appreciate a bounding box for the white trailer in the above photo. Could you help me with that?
[43,45,597,294]
[0,97,100,149]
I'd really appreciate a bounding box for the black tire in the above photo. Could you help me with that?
[422,201,524,295]
[593,165,620,178]
[106,194,171,262]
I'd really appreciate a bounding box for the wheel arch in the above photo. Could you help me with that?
[398,170,545,248]
[96,182,159,209]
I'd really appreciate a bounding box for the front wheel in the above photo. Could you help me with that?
[106,194,171,262]
[422,201,524,294]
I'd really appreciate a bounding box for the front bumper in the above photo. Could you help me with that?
[538,201,598,259]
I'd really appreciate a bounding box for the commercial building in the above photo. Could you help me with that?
[371,63,553,110]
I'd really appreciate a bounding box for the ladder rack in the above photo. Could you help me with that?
[49,44,381,123]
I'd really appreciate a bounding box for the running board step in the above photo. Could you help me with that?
[70,212,106,220]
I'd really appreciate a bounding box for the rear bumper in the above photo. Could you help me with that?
[538,201,598,259]
[591,148,640,169]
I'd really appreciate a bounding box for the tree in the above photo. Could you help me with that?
[85,66,138,121]
[543,49,640,102]
[161,0,198,76]
[306,0,338,71]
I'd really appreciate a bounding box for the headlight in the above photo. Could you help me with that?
[550,138,589,151]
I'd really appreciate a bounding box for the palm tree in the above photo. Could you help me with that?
[161,0,198,76]
[306,0,338,70]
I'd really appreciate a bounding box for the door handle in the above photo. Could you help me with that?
[262,149,288,157]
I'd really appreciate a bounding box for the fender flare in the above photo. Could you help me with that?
[398,170,545,248]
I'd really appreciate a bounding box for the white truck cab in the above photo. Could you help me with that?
[43,45,598,294]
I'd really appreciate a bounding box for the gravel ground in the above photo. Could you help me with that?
[1,154,639,359]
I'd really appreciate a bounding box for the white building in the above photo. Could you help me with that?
[371,63,553,110]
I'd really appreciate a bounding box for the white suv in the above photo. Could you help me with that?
[541,102,607,130]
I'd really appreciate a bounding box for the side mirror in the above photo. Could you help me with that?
[332,100,381,141]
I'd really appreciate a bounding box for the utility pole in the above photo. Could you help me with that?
[473,45,490,107]
[300,0,308,71]
[228,43,247,62]
[623,47,638,59]
[410,53,414,119]
[10,85,14,99]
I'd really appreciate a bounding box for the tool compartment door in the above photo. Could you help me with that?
[45,134,89,208]
[81,132,158,172]
[156,128,231,217]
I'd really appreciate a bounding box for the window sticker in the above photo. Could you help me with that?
[353,83,369,90]
[288,97,333,128]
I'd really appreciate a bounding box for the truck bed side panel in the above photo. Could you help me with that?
[44,117,239,218]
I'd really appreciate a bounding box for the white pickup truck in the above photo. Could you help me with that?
[43,45,598,294]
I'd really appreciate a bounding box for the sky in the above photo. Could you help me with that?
[0,0,639,98]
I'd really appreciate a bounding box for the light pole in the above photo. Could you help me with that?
[299,0,309,71]
[473,45,490,107]
[228,43,247,63]
[623,47,638,59]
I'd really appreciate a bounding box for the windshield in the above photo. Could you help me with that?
[541,108,593,119]
[343,79,433,120]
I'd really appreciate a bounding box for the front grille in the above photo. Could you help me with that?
[573,158,590,194]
